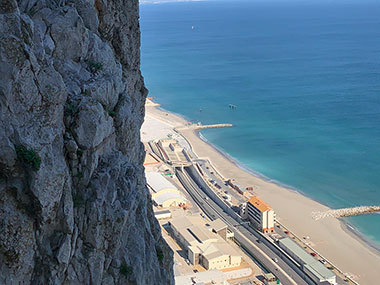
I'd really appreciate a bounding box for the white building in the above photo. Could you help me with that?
[158,139,190,163]
[146,172,186,208]
[279,238,336,284]
[169,216,242,270]
[246,196,274,233]
[154,209,172,220]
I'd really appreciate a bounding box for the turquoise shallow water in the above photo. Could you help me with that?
[140,1,380,246]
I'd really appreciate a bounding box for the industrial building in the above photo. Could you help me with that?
[158,139,190,164]
[146,172,186,208]
[246,196,275,233]
[209,219,235,240]
[154,210,172,220]
[169,216,242,270]
[278,238,336,284]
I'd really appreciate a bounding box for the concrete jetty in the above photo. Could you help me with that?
[312,206,380,221]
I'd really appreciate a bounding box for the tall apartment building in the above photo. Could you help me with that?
[246,196,274,233]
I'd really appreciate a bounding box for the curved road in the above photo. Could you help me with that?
[176,167,313,285]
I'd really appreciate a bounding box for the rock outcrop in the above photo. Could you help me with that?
[0,0,173,284]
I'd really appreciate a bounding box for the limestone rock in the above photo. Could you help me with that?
[0,0,174,284]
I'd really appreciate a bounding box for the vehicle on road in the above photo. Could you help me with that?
[273,257,279,263]
[284,231,289,235]
[310,252,317,257]
[320,259,327,264]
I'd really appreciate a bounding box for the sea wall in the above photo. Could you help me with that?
[0,0,173,284]
[312,206,380,220]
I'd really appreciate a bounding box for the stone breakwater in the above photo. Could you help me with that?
[312,206,380,221]
[176,123,233,131]
[194,123,233,130]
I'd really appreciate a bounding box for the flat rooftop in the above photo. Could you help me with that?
[154,209,171,215]
[146,172,177,193]
[248,196,272,212]
[279,238,335,281]
[209,219,227,232]
[171,216,241,264]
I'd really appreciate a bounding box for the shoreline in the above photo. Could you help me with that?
[342,218,380,255]
[143,101,380,284]
[196,130,303,193]
[195,128,380,255]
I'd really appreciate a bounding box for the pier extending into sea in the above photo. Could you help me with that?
[312,206,380,221]
[176,123,233,131]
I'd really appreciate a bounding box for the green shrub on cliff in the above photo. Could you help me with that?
[15,145,41,171]
[120,263,133,277]
[156,246,164,263]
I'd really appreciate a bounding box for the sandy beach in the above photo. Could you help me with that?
[142,102,380,285]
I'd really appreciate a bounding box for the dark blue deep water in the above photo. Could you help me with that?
[140,0,380,246]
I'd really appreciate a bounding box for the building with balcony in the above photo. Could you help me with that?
[246,196,274,233]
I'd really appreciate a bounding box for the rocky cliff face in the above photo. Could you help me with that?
[0,0,173,284]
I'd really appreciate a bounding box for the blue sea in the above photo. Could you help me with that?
[140,0,380,247]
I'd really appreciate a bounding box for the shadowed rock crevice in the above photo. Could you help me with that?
[0,0,174,284]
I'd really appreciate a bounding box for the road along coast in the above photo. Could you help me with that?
[142,100,380,285]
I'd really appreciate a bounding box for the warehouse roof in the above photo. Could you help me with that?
[146,172,177,193]
[201,241,240,261]
[171,217,217,244]
[279,238,335,282]
[153,192,186,206]
[187,226,217,244]
[304,263,335,281]
[154,209,171,215]
[170,216,194,229]
[209,219,227,232]
[279,237,316,265]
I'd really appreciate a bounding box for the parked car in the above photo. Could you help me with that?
[310,252,317,257]
[273,258,279,263]
[320,259,327,264]
[284,231,289,235]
